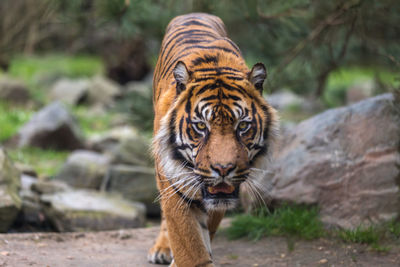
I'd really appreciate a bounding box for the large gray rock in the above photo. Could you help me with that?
[40,190,146,232]
[55,150,111,190]
[0,76,30,104]
[50,78,90,105]
[88,126,152,166]
[49,76,121,107]
[0,148,22,232]
[102,164,158,216]
[17,102,84,150]
[86,75,121,107]
[264,93,400,229]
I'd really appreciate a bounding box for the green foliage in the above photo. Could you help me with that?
[324,67,399,107]
[0,102,32,142]
[8,54,104,104]
[3,0,400,99]
[338,226,380,245]
[8,147,69,177]
[72,106,115,137]
[116,89,154,133]
[388,220,400,239]
[8,54,104,82]
[226,205,324,241]
[227,204,400,252]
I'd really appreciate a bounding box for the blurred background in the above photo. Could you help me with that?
[0,0,399,235]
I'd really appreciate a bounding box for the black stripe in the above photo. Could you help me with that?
[194,67,242,73]
[182,19,214,28]
[196,83,219,96]
[191,54,219,66]
[184,45,240,57]
[225,76,244,81]
[160,52,191,80]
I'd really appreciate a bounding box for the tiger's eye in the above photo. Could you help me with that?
[196,122,206,130]
[238,121,249,130]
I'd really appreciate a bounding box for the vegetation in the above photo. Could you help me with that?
[0,101,33,142]
[2,0,399,97]
[8,147,69,178]
[226,205,324,241]
[227,204,400,252]
[8,54,103,82]
[72,106,115,137]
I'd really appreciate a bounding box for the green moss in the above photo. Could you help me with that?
[7,147,68,178]
[0,101,33,142]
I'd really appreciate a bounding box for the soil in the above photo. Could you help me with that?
[0,224,399,267]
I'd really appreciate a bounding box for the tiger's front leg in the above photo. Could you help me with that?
[163,193,215,267]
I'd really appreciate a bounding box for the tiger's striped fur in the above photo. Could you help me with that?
[149,13,278,267]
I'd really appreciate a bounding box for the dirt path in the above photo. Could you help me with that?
[0,226,399,267]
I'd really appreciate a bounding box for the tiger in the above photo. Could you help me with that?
[149,13,278,267]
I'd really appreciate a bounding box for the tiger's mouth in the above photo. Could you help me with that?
[202,182,240,200]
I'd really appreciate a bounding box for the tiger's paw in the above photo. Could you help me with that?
[148,245,172,265]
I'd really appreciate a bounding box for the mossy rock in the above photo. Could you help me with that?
[0,148,22,232]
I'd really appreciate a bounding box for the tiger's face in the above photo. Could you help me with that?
[154,61,278,211]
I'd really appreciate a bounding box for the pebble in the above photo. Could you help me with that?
[319,258,328,264]
[0,251,10,256]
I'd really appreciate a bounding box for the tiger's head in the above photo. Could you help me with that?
[154,59,278,211]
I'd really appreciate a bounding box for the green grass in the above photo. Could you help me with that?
[226,205,324,241]
[8,147,69,178]
[324,66,399,107]
[227,204,400,252]
[8,54,104,82]
[7,54,104,103]
[0,101,33,142]
[338,226,380,245]
[71,106,115,137]
[388,220,400,238]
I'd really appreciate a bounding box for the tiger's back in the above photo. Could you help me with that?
[153,13,249,132]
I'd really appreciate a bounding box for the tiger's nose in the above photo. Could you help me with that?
[211,163,235,177]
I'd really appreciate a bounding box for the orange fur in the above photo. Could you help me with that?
[149,13,278,267]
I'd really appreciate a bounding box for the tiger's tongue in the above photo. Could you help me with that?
[207,183,235,194]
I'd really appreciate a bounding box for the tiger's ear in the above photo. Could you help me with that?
[173,61,191,94]
[248,63,267,93]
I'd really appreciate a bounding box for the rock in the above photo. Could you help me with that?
[18,174,45,227]
[55,150,111,190]
[17,101,85,150]
[0,76,31,104]
[14,162,37,177]
[264,93,400,229]
[50,78,90,105]
[102,164,158,216]
[40,190,146,232]
[86,76,121,107]
[0,148,22,232]
[124,77,152,99]
[49,76,120,108]
[346,80,374,104]
[88,126,152,166]
[266,90,305,111]
[31,180,70,195]
[266,90,321,114]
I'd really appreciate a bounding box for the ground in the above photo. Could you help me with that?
[1,223,399,267]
